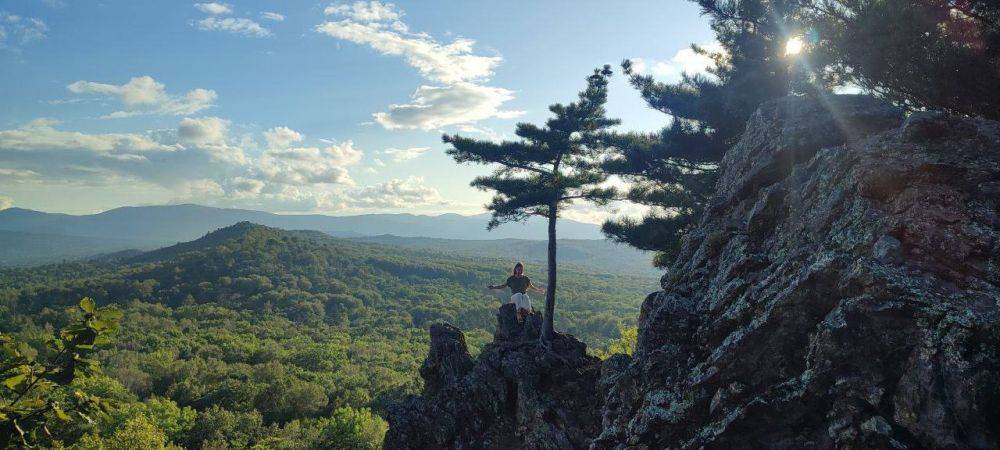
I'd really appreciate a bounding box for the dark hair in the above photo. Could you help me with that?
[512,262,524,275]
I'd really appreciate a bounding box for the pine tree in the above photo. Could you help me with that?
[443,66,620,342]
[803,0,1000,119]
[602,0,799,267]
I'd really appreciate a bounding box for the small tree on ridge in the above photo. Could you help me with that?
[442,66,620,343]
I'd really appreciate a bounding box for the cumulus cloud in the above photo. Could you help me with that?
[178,116,229,146]
[196,17,270,37]
[261,11,285,21]
[0,118,245,196]
[374,82,522,130]
[0,118,177,155]
[0,119,395,214]
[229,176,265,195]
[630,42,724,82]
[67,76,217,118]
[263,126,303,150]
[194,2,232,15]
[254,140,362,187]
[350,176,445,208]
[318,1,518,131]
[381,146,428,162]
[0,12,47,50]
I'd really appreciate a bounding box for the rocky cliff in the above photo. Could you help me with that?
[385,304,603,449]
[385,95,1000,449]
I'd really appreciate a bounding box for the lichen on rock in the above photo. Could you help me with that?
[596,95,1000,449]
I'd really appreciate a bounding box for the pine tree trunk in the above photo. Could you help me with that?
[541,204,557,343]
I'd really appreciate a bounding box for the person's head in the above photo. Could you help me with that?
[512,262,524,276]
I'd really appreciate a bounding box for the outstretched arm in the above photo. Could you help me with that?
[528,281,545,293]
[488,281,508,290]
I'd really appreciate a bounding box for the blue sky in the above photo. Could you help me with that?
[0,0,713,222]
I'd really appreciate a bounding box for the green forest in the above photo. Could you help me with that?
[0,223,654,448]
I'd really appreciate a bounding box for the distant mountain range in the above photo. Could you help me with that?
[353,234,657,276]
[0,204,629,268]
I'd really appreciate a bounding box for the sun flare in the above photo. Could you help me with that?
[785,36,805,56]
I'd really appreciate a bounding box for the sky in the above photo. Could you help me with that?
[0,0,715,223]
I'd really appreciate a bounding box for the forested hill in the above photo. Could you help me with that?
[0,222,653,448]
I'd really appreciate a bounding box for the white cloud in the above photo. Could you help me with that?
[0,168,38,179]
[0,118,400,214]
[317,1,519,132]
[325,141,364,166]
[0,12,46,50]
[263,126,303,150]
[324,1,402,24]
[0,118,248,198]
[0,196,12,210]
[457,124,506,141]
[67,76,217,118]
[374,82,522,130]
[254,141,362,186]
[261,11,285,21]
[0,118,177,154]
[175,178,226,200]
[631,42,723,82]
[178,116,229,146]
[350,176,445,209]
[196,17,271,37]
[315,17,498,84]
[229,176,265,195]
[381,146,428,162]
[194,2,232,15]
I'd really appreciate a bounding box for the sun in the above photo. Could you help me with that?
[785,36,805,56]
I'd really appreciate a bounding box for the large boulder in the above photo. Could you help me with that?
[594,95,1000,449]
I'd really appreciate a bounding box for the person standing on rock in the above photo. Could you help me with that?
[488,262,544,323]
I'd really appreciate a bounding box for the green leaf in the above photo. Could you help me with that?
[3,373,27,389]
[79,297,95,314]
[52,404,71,421]
[99,308,123,321]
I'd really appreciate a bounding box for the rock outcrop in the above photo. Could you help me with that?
[384,304,603,449]
[596,96,1000,449]
[386,95,1000,449]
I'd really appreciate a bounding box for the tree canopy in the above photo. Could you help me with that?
[601,0,799,267]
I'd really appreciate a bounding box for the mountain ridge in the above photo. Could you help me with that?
[0,204,604,241]
[0,204,611,267]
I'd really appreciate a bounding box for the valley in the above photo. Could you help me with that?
[0,222,654,448]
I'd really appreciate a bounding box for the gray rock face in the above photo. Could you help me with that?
[386,95,1000,449]
[384,304,603,449]
[596,96,1000,449]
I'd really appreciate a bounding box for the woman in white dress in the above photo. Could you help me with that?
[488,262,544,323]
